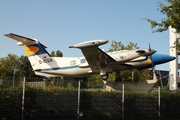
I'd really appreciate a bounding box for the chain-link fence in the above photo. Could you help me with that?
[0,77,179,120]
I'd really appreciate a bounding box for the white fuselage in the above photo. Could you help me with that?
[34,50,151,77]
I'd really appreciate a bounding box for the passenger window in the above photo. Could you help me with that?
[80,59,86,64]
[70,60,76,65]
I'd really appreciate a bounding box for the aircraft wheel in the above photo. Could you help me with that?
[101,73,109,80]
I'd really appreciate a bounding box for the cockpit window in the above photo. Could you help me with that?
[70,60,76,65]
[80,59,86,64]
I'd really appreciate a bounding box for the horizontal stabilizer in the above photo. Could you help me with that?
[4,33,47,48]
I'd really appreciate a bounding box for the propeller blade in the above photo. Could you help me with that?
[148,42,151,51]
[149,42,154,79]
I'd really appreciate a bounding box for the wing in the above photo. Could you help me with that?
[80,47,137,73]
[70,39,135,73]
[80,47,116,72]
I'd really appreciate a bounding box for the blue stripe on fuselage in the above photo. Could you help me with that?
[40,65,79,72]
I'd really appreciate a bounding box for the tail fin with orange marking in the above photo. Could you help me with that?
[4,33,58,72]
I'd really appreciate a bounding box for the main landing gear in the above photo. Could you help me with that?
[101,73,109,80]
[101,73,109,84]
[101,72,122,82]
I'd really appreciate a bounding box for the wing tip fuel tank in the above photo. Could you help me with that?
[69,39,108,48]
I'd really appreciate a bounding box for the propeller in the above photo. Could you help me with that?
[148,42,154,79]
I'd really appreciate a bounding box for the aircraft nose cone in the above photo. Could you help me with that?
[163,55,176,62]
[152,54,176,65]
[169,56,176,61]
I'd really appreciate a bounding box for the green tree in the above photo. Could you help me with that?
[126,42,139,50]
[0,54,19,77]
[51,51,55,57]
[18,55,36,78]
[51,50,63,57]
[108,41,125,52]
[56,50,63,57]
[146,0,180,32]
[87,75,104,88]
[108,40,139,52]
[0,54,37,79]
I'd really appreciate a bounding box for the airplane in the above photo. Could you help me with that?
[4,33,175,82]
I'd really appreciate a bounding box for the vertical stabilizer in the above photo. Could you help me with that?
[24,43,55,70]
[4,33,59,72]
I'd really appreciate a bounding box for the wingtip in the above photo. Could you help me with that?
[4,33,16,37]
[4,33,10,36]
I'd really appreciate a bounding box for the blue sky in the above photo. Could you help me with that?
[0,0,171,70]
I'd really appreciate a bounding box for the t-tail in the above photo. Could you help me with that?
[4,33,59,76]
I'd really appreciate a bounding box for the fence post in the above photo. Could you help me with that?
[122,84,124,120]
[77,79,80,120]
[158,86,161,118]
[22,77,26,120]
